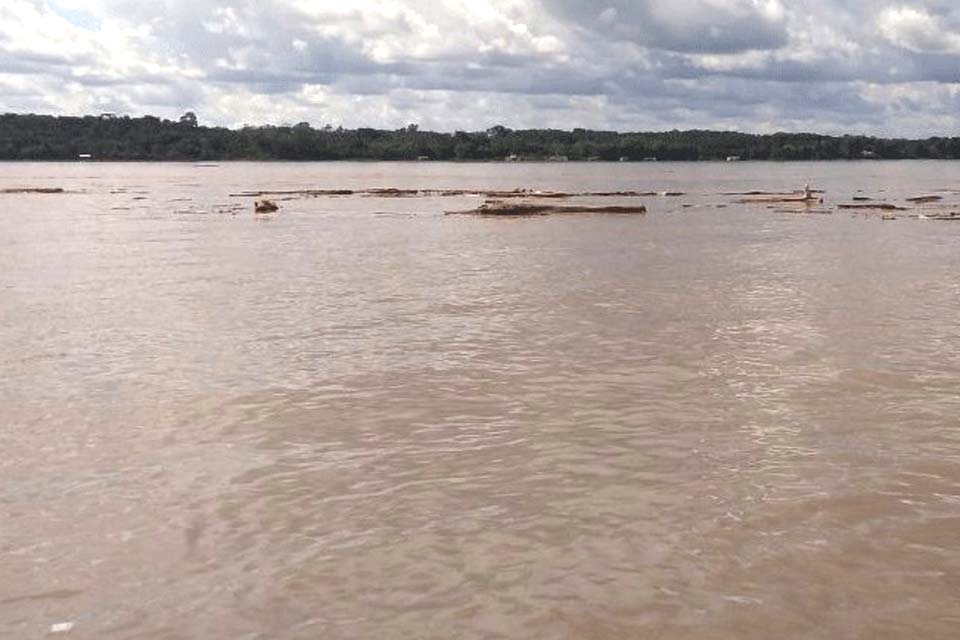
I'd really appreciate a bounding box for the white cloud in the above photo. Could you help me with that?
[878,6,960,53]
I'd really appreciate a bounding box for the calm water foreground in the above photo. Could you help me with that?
[2,161,959,639]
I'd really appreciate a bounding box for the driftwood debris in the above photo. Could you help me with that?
[917,212,960,221]
[231,187,669,200]
[723,190,823,196]
[0,187,65,194]
[738,196,822,204]
[254,199,280,213]
[771,208,832,215]
[906,195,943,204]
[837,203,906,211]
[232,189,355,198]
[446,200,647,216]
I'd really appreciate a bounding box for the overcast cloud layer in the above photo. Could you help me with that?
[3,0,960,135]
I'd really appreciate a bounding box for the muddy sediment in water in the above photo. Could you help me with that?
[6,161,960,640]
[113,181,960,222]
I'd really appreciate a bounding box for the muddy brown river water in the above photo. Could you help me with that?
[2,161,959,639]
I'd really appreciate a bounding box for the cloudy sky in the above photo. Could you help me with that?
[2,0,960,135]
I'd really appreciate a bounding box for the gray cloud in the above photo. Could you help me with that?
[546,0,790,54]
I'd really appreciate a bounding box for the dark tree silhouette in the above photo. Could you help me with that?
[1,112,958,161]
[179,111,198,127]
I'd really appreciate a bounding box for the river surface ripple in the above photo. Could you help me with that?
[2,161,959,639]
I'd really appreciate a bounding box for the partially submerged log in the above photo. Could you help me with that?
[723,190,823,196]
[0,187,65,194]
[738,196,822,204]
[364,188,427,198]
[917,212,960,221]
[446,200,647,216]
[232,189,355,197]
[584,191,642,197]
[837,203,906,211]
[906,195,943,204]
[772,208,832,215]
[254,199,279,213]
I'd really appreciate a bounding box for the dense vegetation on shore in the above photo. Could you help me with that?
[2,112,960,161]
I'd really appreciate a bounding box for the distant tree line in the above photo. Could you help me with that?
[2,112,960,161]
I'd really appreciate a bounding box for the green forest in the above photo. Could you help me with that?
[3,112,960,161]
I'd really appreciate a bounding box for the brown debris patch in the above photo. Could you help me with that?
[254,200,280,213]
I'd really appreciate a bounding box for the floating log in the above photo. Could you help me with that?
[738,196,821,204]
[837,203,906,210]
[0,187,65,194]
[723,190,823,196]
[917,213,960,221]
[364,188,428,198]
[772,208,832,215]
[906,195,943,203]
[231,189,355,197]
[446,200,646,216]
